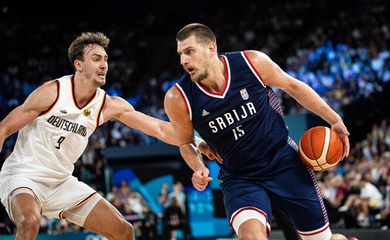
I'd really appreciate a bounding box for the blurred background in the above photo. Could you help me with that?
[1,0,390,239]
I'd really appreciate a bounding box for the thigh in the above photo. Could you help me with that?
[269,159,328,232]
[0,176,43,209]
[0,176,44,223]
[221,177,272,225]
[43,177,96,219]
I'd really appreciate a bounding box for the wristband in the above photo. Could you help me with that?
[194,136,205,148]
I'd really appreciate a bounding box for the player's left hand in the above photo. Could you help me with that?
[331,122,350,158]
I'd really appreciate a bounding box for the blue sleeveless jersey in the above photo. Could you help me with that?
[175,51,298,174]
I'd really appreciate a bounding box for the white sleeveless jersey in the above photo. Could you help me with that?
[0,75,106,183]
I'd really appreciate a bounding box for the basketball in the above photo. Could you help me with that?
[298,126,344,171]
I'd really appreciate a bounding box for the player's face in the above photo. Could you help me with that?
[81,45,108,87]
[177,36,210,83]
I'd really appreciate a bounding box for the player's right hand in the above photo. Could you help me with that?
[191,169,212,191]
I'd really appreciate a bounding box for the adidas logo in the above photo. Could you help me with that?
[60,110,67,114]
[202,109,210,116]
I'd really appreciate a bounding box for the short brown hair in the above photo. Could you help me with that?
[176,23,216,46]
[68,32,110,70]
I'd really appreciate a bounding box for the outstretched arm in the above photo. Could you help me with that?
[102,95,181,146]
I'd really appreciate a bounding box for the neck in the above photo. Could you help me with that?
[206,56,226,93]
[73,75,97,106]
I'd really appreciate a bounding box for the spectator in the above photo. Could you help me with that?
[163,197,188,240]
[106,185,122,203]
[158,182,170,212]
[127,190,147,215]
[168,181,192,238]
[139,205,158,240]
[119,179,133,203]
[339,172,384,227]
[168,181,187,215]
[376,172,390,229]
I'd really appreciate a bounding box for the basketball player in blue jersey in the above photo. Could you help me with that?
[0,32,187,240]
[164,23,357,240]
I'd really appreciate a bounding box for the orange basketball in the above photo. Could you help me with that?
[298,126,344,171]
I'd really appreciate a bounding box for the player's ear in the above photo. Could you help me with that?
[74,60,82,71]
[208,42,217,56]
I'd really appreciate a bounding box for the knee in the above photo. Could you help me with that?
[115,221,134,239]
[236,218,268,240]
[15,214,41,232]
[95,220,134,240]
[238,231,267,240]
[237,224,267,240]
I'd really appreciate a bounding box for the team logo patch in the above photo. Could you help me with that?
[83,109,91,117]
[240,88,249,100]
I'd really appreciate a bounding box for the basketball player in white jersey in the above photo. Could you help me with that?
[0,32,189,240]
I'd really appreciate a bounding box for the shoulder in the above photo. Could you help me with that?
[164,84,189,113]
[242,50,272,62]
[41,75,72,86]
[165,84,183,102]
[243,50,280,74]
[35,79,59,97]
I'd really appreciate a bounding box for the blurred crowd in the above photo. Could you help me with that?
[1,0,390,145]
[1,0,390,237]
